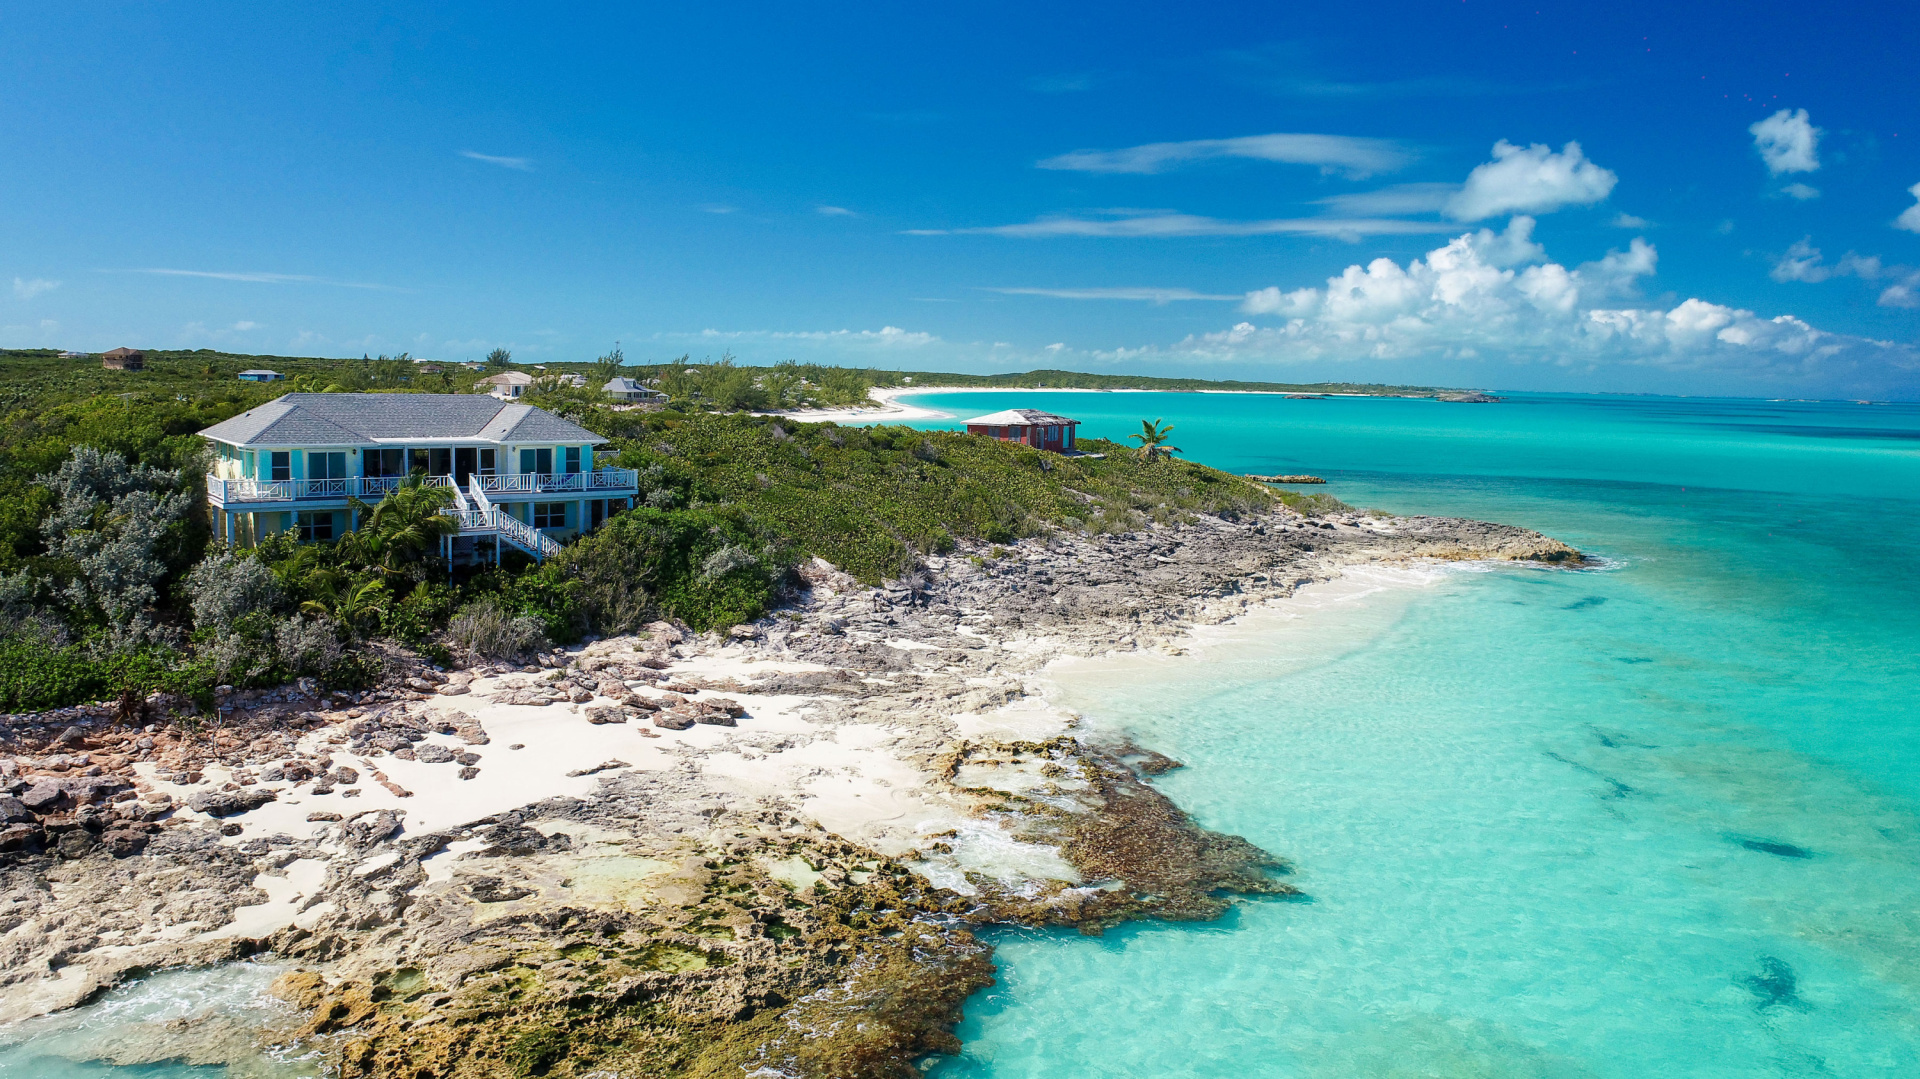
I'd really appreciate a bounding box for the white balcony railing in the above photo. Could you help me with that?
[470,468,638,496]
[207,468,637,505]
[450,482,563,560]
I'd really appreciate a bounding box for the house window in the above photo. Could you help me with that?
[366,448,405,477]
[533,502,567,529]
[454,447,476,482]
[308,451,347,479]
[988,426,1002,438]
[520,447,554,474]
[478,448,497,475]
[564,446,581,474]
[270,451,291,481]
[296,511,334,542]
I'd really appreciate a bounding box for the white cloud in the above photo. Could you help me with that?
[1313,183,1458,216]
[231,320,260,331]
[701,204,739,214]
[1880,273,1920,309]
[815,205,856,216]
[1749,109,1821,174]
[1896,182,1920,233]
[1611,212,1651,228]
[114,268,395,290]
[11,277,59,300]
[1037,133,1413,178]
[460,150,534,171]
[908,210,1455,239]
[1781,182,1821,200]
[1770,239,1869,283]
[983,286,1240,303]
[666,326,939,349]
[1445,140,1617,221]
[1216,224,1909,380]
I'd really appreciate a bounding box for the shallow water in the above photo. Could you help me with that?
[899,390,1920,1078]
[0,962,323,1078]
[14,390,1920,1077]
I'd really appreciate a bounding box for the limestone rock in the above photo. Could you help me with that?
[187,788,277,817]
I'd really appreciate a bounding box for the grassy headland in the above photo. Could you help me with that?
[0,347,1311,713]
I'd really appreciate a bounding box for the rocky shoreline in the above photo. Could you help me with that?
[0,506,1581,1077]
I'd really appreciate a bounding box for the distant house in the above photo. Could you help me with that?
[237,369,284,382]
[475,371,535,399]
[964,408,1079,453]
[101,347,144,371]
[604,376,665,403]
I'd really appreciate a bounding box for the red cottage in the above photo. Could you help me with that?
[964,408,1079,453]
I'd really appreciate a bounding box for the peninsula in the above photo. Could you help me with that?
[0,349,1576,1077]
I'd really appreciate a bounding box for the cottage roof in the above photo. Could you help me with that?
[197,393,605,447]
[238,369,281,376]
[604,376,658,393]
[102,347,143,359]
[475,371,535,387]
[965,408,1078,426]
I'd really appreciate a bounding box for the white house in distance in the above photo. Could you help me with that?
[237,369,283,382]
[199,394,639,563]
[474,371,534,399]
[604,376,665,403]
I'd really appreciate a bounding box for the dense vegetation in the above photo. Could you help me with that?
[0,347,1311,713]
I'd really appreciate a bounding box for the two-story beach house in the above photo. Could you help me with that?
[199,394,639,562]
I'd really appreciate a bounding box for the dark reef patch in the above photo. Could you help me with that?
[1731,835,1815,860]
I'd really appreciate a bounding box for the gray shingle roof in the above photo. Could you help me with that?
[198,393,607,447]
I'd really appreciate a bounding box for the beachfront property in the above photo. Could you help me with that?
[964,408,1080,452]
[237,369,284,382]
[101,347,144,371]
[199,393,639,562]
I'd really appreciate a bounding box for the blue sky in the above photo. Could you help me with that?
[4,1,1919,398]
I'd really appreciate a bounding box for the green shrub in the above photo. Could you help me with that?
[0,635,215,712]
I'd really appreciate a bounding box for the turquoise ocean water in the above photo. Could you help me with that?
[894,390,1920,1079]
[9,389,1920,1077]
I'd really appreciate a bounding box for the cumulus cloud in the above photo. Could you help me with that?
[460,150,534,171]
[1445,141,1617,221]
[983,286,1240,304]
[12,278,58,300]
[1611,212,1651,229]
[1880,276,1920,309]
[1781,183,1821,200]
[1750,109,1821,175]
[1219,222,1908,381]
[1038,133,1413,178]
[1896,182,1920,233]
[1769,238,1919,307]
[1769,239,1883,283]
[907,210,1454,239]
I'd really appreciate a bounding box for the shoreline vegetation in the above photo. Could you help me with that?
[0,346,1574,1077]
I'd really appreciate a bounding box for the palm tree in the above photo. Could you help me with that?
[298,569,389,635]
[345,474,459,576]
[485,347,513,370]
[588,345,625,388]
[1129,419,1182,461]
